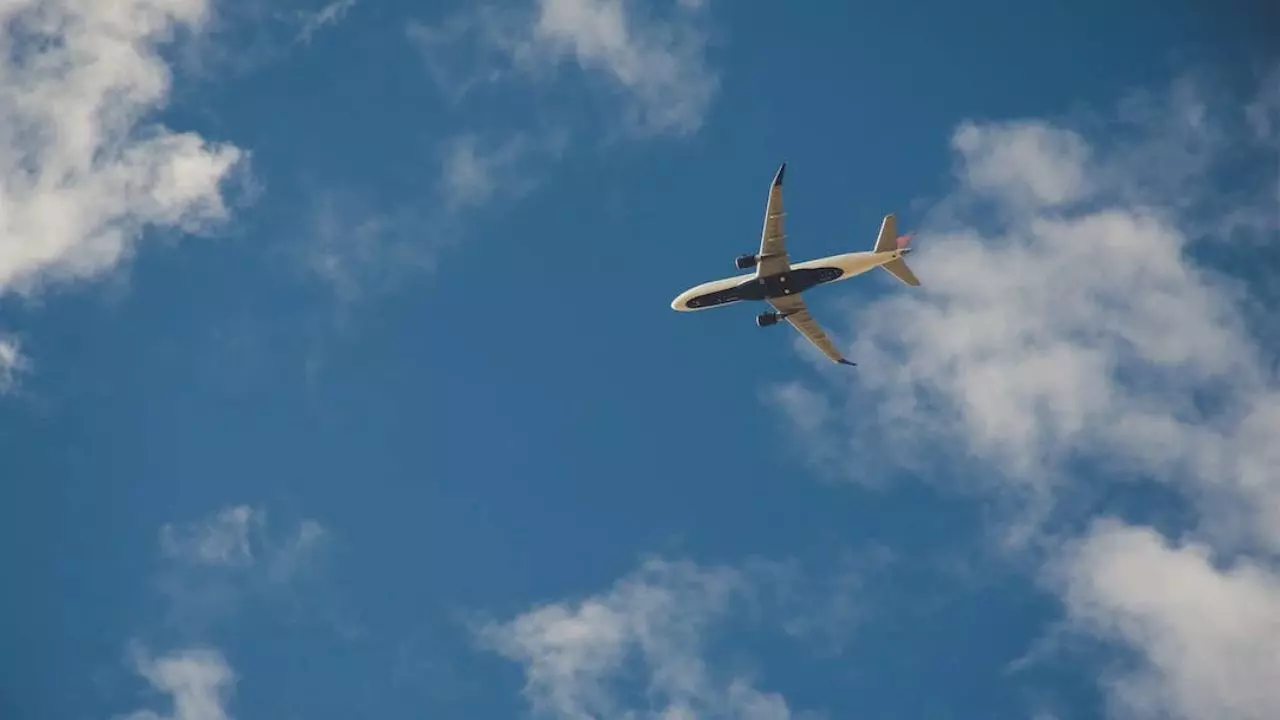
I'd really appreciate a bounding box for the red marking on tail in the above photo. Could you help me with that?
[896,234,912,248]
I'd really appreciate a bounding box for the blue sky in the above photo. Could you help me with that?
[1,1,1278,719]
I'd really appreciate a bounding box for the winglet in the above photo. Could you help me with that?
[838,358,857,367]
[772,162,786,187]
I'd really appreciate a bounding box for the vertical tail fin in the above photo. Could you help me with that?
[872,213,921,286]
[872,214,899,253]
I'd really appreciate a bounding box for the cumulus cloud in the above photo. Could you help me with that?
[0,0,246,383]
[408,0,717,136]
[476,558,802,720]
[773,67,1280,720]
[0,0,246,296]
[1057,521,1280,720]
[120,647,236,720]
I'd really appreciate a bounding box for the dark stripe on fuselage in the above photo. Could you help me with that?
[684,266,843,309]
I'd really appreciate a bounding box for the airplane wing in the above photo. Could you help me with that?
[767,293,856,366]
[755,163,790,277]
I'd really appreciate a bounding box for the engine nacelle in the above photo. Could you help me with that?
[735,254,758,270]
[756,311,781,327]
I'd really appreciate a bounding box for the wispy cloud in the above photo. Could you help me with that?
[0,335,29,394]
[408,0,718,137]
[160,504,327,579]
[773,66,1280,720]
[160,506,261,568]
[297,191,424,307]
[439,131,567,211]
[296,129,563,308]
[295,0,357,44]
[338,1,715,310]
[155,504,333,632]
[117,506,335,719]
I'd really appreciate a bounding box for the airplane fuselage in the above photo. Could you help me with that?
[670,249,904,312]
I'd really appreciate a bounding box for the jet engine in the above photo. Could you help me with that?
[756,311,781,327]
[735,254,758,270]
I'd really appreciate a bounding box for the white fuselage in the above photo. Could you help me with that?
[670,249,902,312]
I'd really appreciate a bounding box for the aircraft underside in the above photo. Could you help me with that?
[683,266,843,310]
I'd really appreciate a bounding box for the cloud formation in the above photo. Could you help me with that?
[160,504,326,579]
[324,0,715,307]
[477,558,801,720]
[296,128,567,307]
[409,0,717,137]
[155,504,331,636]
[121,647,236,720]
[439,132,567,211]
[1058,521,1280,720]
[774,68,1280,720]
[295,0,356,44]
[0,335,28,394]
[0,0,246,295]
[120,505,331,719]
[0,0,247,389]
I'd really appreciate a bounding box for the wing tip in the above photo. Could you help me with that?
[773,162,786,187]
[838,358,857,367]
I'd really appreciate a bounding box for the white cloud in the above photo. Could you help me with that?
[951,121,1093,208]
[156,504,331,630]
[297,190,422,307]
[297,129,565,306]
[121,646,236,720]
[441,133,522,209]
[772,68,1280,720]
[439,131,566,210]
[409,0,718,136]
[386,1,713,299]
[0,0,246,297]
[295,0,356,44]
[161,506,260,568]
[0,335,28,393]
[0,0,246,384]
[477,558,801,720]
[115,508,336,719]
[160,504,326,576]
[1056,521,1280,720]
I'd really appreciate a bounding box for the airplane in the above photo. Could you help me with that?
[670,162,921,366]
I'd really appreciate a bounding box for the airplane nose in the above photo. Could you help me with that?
[671,288,700,311]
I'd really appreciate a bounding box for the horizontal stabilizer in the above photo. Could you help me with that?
[880,257,921,286]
